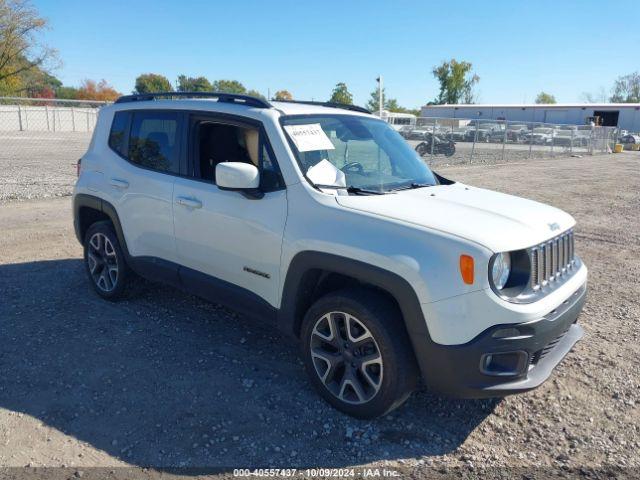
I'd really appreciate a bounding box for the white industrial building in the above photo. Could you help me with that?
[420,103,640,131]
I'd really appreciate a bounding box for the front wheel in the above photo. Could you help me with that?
[300,288,418,419]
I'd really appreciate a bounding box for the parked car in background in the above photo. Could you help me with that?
[619,133,640,144]
[527,127,554,145]
[406,127,431,140]
[488,126,508,142]
[553,128,581,147]
[448,127,470,142]
[398,125,414,139]
[506,124,530,143]
[576,126,594,146]
[465,124,500,143]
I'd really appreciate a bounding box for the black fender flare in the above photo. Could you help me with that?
[277,251,436,373]
[278,251,481,387]
[73,193,130,257]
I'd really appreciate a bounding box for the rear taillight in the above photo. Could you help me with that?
[76,158,82,177]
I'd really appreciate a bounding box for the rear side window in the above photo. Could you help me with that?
[128,111,181,173]
[108,111,130,156]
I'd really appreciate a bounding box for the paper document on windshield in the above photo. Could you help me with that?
[283,124,335,152]
[307,159,347,195]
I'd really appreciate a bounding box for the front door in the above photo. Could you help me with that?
[172,114,287,309]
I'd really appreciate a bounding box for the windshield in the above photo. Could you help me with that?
[281,114,437,193]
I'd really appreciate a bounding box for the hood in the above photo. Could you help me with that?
[334,183,575,252]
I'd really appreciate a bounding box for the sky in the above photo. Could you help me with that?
[35,0,638,108]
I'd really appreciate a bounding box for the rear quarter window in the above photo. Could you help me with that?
[107,109,183,175]
[108,111,130,156]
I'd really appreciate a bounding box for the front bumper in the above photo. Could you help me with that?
[415,284,586,398]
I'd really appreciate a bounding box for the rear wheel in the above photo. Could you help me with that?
[444,143,456,157]
[84,221,131,300]
[300,288,418,418]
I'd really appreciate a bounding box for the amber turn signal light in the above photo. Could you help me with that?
[459,255,474,285]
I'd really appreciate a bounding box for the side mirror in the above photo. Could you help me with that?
[216,162,262,198]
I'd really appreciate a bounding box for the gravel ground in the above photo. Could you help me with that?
[0,131,90,202]
[0,151,639,477]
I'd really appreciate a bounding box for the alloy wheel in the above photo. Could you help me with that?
[87,232,119,292]
[310,311,383,405]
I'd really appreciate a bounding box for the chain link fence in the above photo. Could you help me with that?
[0,97,103,133]
[0,97,106,201]
[398,117,619,165]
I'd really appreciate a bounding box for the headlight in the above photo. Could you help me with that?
[489,250,532,301]
[491,252,511,290]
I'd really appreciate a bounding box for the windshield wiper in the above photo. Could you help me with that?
[388,182,434,191]
[314,184,387,195]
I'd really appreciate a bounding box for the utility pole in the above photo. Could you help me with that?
[376,76,383,117]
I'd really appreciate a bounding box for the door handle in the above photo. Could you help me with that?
[110,178,129,189]
[176,196,202,209]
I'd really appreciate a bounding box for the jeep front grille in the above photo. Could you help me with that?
[529,230,575,290]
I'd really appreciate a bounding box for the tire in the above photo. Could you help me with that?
[300,287,418,419]
[83,220,132,301]
[415,142,428,157]
[444,144,456,157]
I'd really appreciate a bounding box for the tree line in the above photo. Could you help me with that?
[132,73,295,102]
[2,1,639,106]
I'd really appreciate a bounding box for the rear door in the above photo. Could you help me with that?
[172,113,287,308]
[105,109,185,264]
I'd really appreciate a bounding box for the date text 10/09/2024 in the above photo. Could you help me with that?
[233,468,401,477]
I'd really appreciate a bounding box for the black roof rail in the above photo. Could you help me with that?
[273,99,371,114]
[114,91,272,109]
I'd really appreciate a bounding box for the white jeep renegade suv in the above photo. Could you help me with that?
[73,92,587,419]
